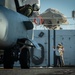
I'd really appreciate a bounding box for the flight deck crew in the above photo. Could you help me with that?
[56,43,64,67]
[14,0,40,17]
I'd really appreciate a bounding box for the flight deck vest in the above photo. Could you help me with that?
[19,4,33,17]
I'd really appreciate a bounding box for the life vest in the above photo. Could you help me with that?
[19,4,33,17]
[34,16,44,25]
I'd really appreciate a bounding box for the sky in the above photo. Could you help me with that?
[38,0,75,29]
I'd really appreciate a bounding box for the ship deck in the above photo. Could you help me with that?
[0,67,75,75]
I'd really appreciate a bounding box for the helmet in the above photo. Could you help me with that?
[58,43,62,46]
[32,3,40,11]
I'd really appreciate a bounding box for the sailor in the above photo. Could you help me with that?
[56,43,64,66]
[14,0,40,17]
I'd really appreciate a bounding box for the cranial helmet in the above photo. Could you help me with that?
[32,3,40,11]
[58,43,62,46]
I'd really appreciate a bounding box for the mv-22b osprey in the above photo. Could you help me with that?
[0,0,40,69]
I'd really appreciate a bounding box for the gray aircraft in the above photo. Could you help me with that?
[0,5,40,69]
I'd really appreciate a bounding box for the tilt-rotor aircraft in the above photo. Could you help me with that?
[0,0,40,69]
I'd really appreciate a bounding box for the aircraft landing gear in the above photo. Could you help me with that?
[3,49,14,69]
[19,47,30,69]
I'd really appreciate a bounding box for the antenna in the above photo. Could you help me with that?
[72,10,75,20]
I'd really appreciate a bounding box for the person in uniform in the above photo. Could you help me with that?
[56,43,64,66]
[14,0,40,17]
